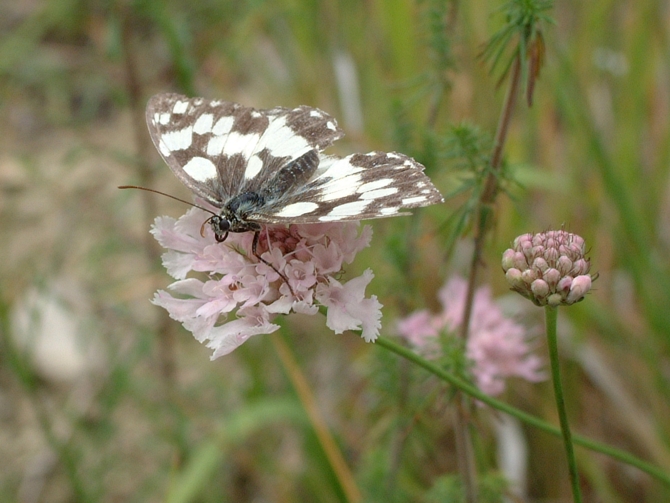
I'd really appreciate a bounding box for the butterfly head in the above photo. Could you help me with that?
[201,215,230,242]
[202,206,263,243]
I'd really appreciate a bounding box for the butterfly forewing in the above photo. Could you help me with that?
[146,94,344,205]
[146,93,443,227]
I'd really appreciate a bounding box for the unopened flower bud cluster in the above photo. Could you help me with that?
[502,230,595,307]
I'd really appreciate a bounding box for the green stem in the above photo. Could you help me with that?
[545,305,582,502]
[271,332,362,503]
[373,336,670,487]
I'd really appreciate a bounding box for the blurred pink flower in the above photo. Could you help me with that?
[151,206,381,358]
[397,276,545,396]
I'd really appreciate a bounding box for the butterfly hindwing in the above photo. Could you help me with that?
[250,151,444,223]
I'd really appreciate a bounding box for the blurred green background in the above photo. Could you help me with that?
[1,0,670,501]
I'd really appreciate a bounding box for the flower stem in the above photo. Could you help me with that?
[374,336,670,487]
[454,53,523,503]
[271,332,362,503]
[545,305,583,502]
[119,5,183,463]
[459,55,522,342]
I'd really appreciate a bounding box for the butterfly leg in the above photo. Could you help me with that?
[251,231,295,296]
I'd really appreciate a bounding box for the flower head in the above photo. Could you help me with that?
[397,276,545,396]
[151,206,381,358]
[502,230,596,306]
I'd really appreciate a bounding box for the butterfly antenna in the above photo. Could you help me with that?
[118,185,217,216]
[251,231,295,296]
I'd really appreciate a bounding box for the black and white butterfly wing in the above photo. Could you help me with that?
[248,151,444,223]
[145,93,344,208]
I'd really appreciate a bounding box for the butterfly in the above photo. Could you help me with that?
[135,93,443,286]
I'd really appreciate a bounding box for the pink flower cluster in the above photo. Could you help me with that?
[151,206,382,358]
[397,276,545,396]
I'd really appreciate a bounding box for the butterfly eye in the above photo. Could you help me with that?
[205,215,230,242]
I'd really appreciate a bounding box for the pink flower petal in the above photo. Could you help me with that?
[397,310,439,346]
[316,269,382,342]
[206,306,280,359]
[311,242,344,275]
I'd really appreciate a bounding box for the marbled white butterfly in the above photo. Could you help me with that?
[145,93,442,229]
[136,93,443,284]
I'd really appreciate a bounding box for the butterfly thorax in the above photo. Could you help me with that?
[210,191,264,241]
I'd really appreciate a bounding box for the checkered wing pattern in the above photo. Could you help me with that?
[146,93,443,225]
